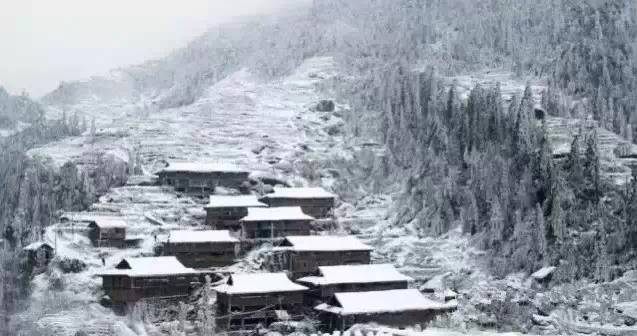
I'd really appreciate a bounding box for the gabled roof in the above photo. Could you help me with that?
[240,207,315,222]
[315,289,454,316]
[23,241,53,251]
[168,230,239,243]
[214,272,308,294]
[87,218,127,229]
[89,217,127,229]
[261,187,336,200]
[157,162,248,174]
[297,264,412,286]
[274,235,372,252]
[99,256,198,277]
[205,195,267,209]
[531,266,556,280]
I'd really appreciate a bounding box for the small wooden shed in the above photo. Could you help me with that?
[164,230,240,268]
[270,235,372,278]
[87,218,127,247]
[315,289,457,331]
[204,195,267,231]
[99,256,202,306]
[214,272,308,330]
[239,207,314,240]
[297,264,412,302]
[260,187,336,219]
[156,162,250,194]
[23,241,54,268]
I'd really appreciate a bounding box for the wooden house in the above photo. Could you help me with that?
[214,272,308,330]
[270,235,372,278]
[23,242,54,268]
[156,162,250,194]
[297,264,412,302]
[87,218,127,247]
[315,289,456,331]
[239,207,314,240]
[164,230,240,268]
[204,195,267,231]
[99,256,202,307]
[260,187,336,219]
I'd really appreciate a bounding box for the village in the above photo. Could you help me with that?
[22,161,459,333]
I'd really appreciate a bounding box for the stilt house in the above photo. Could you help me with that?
[214,272,308,330]
[315,289,456,331]
[297,264,413,302]
[239,207,314,240]
[260,187,336,218]
[87,218,127,247]
[204,195,267,231]
[23,241,54,268]
[270,235,372,278]
[164,230,240,268]
[99,256,202,306]
[156,162,250,194]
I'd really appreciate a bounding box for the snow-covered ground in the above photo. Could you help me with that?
[24,58,637,336]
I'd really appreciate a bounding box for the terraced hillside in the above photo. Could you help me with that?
[546,117,637,185]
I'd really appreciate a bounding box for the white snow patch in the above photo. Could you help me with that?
[297,264,412,286]
[275,235,372,252]
[100,256,198,277]
[214,272,307,294]
[157,162,248,174]
[263,187,337,199]
[316,289,454,315]
[241,206,315,221]
[205,195,267,208]
[167,230,238,243]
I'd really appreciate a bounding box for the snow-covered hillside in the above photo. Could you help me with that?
[24,48,637,335]
[19,57,356,335]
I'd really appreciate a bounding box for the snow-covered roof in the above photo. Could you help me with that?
[87,218,127,229]
[240,206,315,222]
[100,256,198,277]
[531,266,556,280]
[205,195,267,209]
[214,272,308,294]
[275,235,372,252]
[315,289,454,316]
[167,230,239,243]
[297,264,412,286]
[23,241,53,251]
[262,187,336,199]
[158,162,248,174]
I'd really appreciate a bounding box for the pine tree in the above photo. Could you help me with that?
[595,216,611,282]
[198,275,215,334]
[583,130,601,203]
[565,132,584,190]
[488,197,504,249]
[549,172,566,243]
[534,203,548,264]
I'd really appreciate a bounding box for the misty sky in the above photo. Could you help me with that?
[0,0,303,97]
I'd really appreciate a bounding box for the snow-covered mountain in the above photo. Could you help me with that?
[10,1,637,335]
